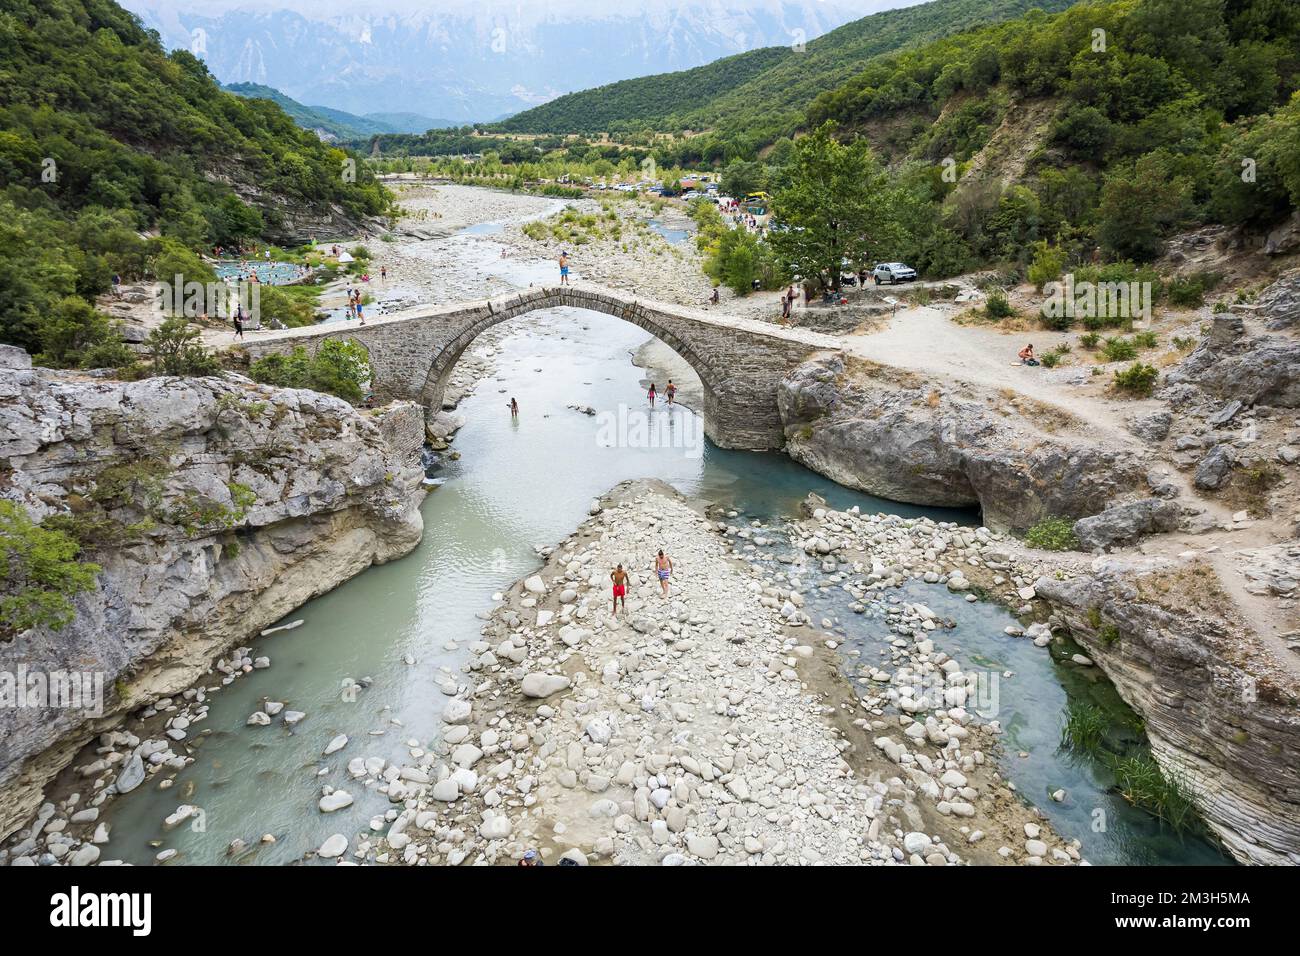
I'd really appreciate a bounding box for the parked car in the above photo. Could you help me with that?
[872,262,917,284]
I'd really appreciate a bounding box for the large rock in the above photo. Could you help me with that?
[1256,269,1300,330]
[521,673,571,699]
[1165,308,1300,408]
[778,354,1145,530]
[0,369,428,841]
[1194,444,1235,490]
[1036,562,1300,866]
[1073,499,1183,551]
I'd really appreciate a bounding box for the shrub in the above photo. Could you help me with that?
[250,339,371,403]
[35,297,135,371]
[1027,240,1067,290]
[1080,331,1101,349]
[1,501,100,640]
[1131,330,1158,349]
[146,317,222,377]
[1166,270,1222,308]
[1025,516,1079,551]
[1112,362,1159,396]
[1040,350,1061,368]
[984,292,1014,320]
[1101,336,1138,361]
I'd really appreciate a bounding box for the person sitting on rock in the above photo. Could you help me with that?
[1019,343,1039,366]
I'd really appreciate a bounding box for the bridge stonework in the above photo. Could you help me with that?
[238,285,841,450]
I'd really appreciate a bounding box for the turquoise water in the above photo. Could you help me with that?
[214,261,308,285]
[648,219,690,245]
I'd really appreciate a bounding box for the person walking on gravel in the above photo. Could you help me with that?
[610,564,629,616]
[655,550,673,597]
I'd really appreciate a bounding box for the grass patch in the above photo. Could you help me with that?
[1024,516,1079,551]
[1112,756,1203,834]
[1060,700,1108,755]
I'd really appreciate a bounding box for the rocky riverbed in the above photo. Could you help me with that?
[286,481,1084,866]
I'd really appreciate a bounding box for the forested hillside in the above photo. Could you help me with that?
[797,0,1300,270]
[496,0,1079,145]
[0,0,391,355]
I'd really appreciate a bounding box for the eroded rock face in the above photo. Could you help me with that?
[1036,562,1300,865]
[0,364,427,839]
[778,355,1145,531]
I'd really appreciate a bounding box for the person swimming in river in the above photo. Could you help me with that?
[610,564,629,616]
[655,550,673,597]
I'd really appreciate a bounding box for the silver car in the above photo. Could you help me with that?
[872,262,918,284]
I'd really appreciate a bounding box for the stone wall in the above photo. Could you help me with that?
[238,285,842,450]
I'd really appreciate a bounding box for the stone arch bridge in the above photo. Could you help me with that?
[238,285,841,449]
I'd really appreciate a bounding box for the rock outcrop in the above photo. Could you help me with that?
[0,357,427,839]
[1165,286,1300,408]
[778,354,1146,531]
[1072,499,1182,552]
[1036,560,1300,865]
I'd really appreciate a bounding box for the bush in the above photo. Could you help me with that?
[146,317,222,377]
[1166,270,1222,308]
[250,339,371,402]
[1024,516,1079,551]
[1112,362,1159,396]
[1027,240,1066,290]
[1040,350,1062,368]
[984,292,1014,320]
[1101,337,1138,361]
[1,501,100,640]
[1080,331,1101,349]
[35,297,135,371]
[1132,330,1158,349]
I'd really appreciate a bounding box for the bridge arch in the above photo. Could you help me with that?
[418,288,723,427]
[237,285,841,450]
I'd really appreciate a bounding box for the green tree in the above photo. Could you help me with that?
[1097,153,1193,260]
[35,296,134,370]
[249,339,371,402]
[767,123,907,289]
[0,501,100,640]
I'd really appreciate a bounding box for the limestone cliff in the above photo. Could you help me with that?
[777,353,1146,531]
[1035,560,1300,865]
[0,348,427,839]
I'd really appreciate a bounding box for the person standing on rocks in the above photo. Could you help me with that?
[655,550,673,597]
[610,564,629,616]
[559,251,570,285]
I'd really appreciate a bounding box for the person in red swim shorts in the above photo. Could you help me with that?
[610,564,629,617]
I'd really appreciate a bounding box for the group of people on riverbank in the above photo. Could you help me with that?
[609,549,674,615]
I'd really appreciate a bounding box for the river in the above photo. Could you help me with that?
[89,197,1229,867]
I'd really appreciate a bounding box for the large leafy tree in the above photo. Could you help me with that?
[767,122,908,290]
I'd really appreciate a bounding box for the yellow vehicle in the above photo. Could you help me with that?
[744,191,771,203]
